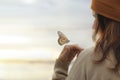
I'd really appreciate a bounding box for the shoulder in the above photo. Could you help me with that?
[71,47,95,69]
[77,47,95,60]
[66,47,95,79]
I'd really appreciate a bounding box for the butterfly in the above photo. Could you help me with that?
[57,31,70,46]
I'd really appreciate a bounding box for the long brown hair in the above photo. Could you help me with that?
[93,14,120,72]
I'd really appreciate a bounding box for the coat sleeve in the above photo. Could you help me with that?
[52,59,70,80]
[52,48,91,80]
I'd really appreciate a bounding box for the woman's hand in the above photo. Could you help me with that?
[58,44,83,63]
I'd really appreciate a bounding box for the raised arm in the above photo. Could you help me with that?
[52,45,83,80]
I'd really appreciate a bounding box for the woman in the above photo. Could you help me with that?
[52,0,120,80]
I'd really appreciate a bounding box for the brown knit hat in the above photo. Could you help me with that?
[91,0,120,22]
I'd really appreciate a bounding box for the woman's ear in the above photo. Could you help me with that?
[92,11,97,18]
[92,18,98,29]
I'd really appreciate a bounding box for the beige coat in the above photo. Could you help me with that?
[52,47,120,80]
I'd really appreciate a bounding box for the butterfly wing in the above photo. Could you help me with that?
[57,31,70,46]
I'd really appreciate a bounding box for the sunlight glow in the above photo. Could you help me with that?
[0,48,54,60]
[22,0,36,4]
[0,35,29,44]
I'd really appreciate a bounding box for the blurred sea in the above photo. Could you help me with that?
[0,62,54,80]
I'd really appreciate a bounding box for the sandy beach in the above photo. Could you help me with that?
[0,62,54,80]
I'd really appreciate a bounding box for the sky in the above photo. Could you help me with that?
[0,0,94,61]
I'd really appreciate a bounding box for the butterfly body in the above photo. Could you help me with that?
[57,31,70,46]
